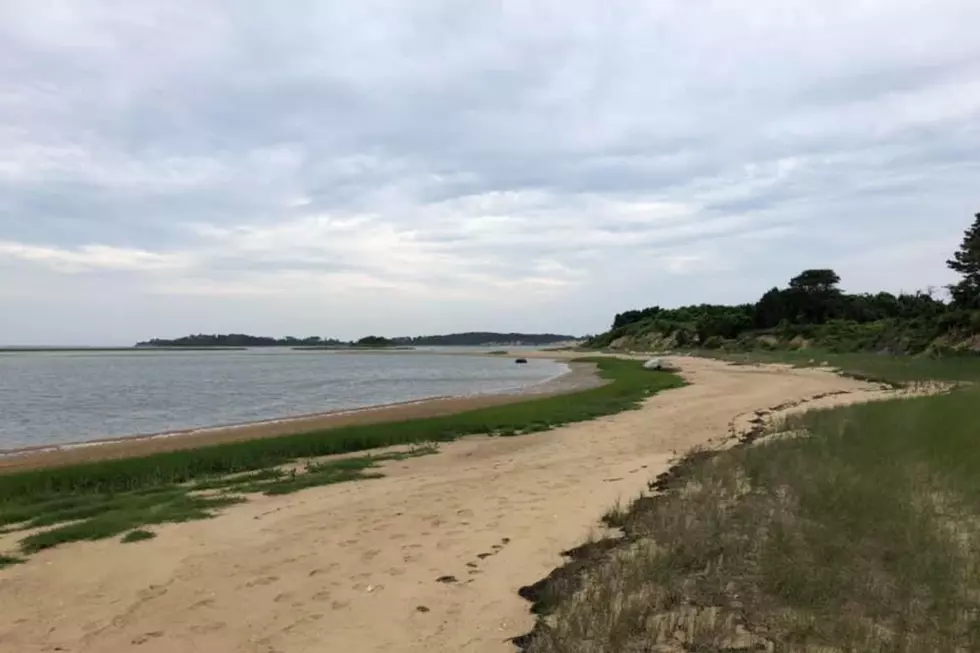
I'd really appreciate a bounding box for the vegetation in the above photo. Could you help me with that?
[0,554,24,568]
[947,212,980,308]
[137,331,578,348]
[693,348,980,385]
[519,356,980,653]
[589,212,980,355]
[392,332,578,346]
[137,334,346,347]
[0,359,682,561]
[121,529,157,543]
[354,335,394,347]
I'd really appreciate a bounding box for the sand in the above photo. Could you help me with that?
[0,356,911,652]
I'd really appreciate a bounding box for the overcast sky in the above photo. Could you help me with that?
[2,1,978,344]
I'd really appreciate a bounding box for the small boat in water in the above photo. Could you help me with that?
[515,358,528,364]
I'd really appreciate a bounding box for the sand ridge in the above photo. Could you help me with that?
[0,356,908,652]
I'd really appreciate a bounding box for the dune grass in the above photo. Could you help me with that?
[692,348,980,385]
[121,529,156,543]
[521,359,980,652]
[0,358,683,560]
[0,554,24,568]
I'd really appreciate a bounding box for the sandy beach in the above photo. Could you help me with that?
[0,356,911,652]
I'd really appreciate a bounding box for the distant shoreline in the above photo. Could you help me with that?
[0,346,249,353]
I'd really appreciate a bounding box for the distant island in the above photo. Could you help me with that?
[390,332,578,347]
[136,332,579,349]
[136,334,347,348]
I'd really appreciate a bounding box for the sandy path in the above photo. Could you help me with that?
[0,357,905,653]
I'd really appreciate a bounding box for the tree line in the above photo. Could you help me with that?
[591,212,980,354]
[136,334,347,348]
[137,332,578,348]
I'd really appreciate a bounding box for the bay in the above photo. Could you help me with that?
[0,349,566,450]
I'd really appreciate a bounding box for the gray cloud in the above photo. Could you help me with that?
[1,0,978,344]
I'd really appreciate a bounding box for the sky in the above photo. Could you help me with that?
[1,1,979,345]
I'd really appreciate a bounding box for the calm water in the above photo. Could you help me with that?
[0,350,566,450]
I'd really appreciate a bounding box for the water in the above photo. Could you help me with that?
[0,350,566,450]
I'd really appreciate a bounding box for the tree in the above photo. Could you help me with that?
[947,212,980,309]
[754,287,788,329]
[355,335,392,347]
[783,269,843,324]
[788,269,841,293]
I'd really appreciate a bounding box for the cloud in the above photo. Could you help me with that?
[0,241,186,272]
[0,0,978,343]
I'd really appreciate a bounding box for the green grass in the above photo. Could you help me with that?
[121,529,156,543]
[17,493,245,554]
[0,358,680,500]
[3,448,441,556]
[691,348,980,385]
[0,554,24,568]
[0,359,683,562]
[521,359,980,653]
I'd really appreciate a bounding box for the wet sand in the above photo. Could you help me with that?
[0,356,918,653]
[0,361,602,472]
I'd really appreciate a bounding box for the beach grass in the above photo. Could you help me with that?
[690,348,980,385]
[0,554,24,568]
[0,358,683,559]
[121,529,156,543]
[520,357,980,652]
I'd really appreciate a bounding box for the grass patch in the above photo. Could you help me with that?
[691,348,980,385]
[18,493,244,554]
[121,529,156,543]
[599,499,628,529]
[0,359,681,500]
[0,554,24,568]
[0,360,682,562]
[520,377,980,652]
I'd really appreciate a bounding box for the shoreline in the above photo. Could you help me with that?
[0,360,602,472]
[0,357,904,653]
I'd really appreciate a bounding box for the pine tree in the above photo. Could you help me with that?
[947,213,980,308]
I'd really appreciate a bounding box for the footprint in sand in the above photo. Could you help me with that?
[137,585,167,601]
[189,623,225,635]
[360,549,380,562]
[244,576,279,588]
[131,631,164,645]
